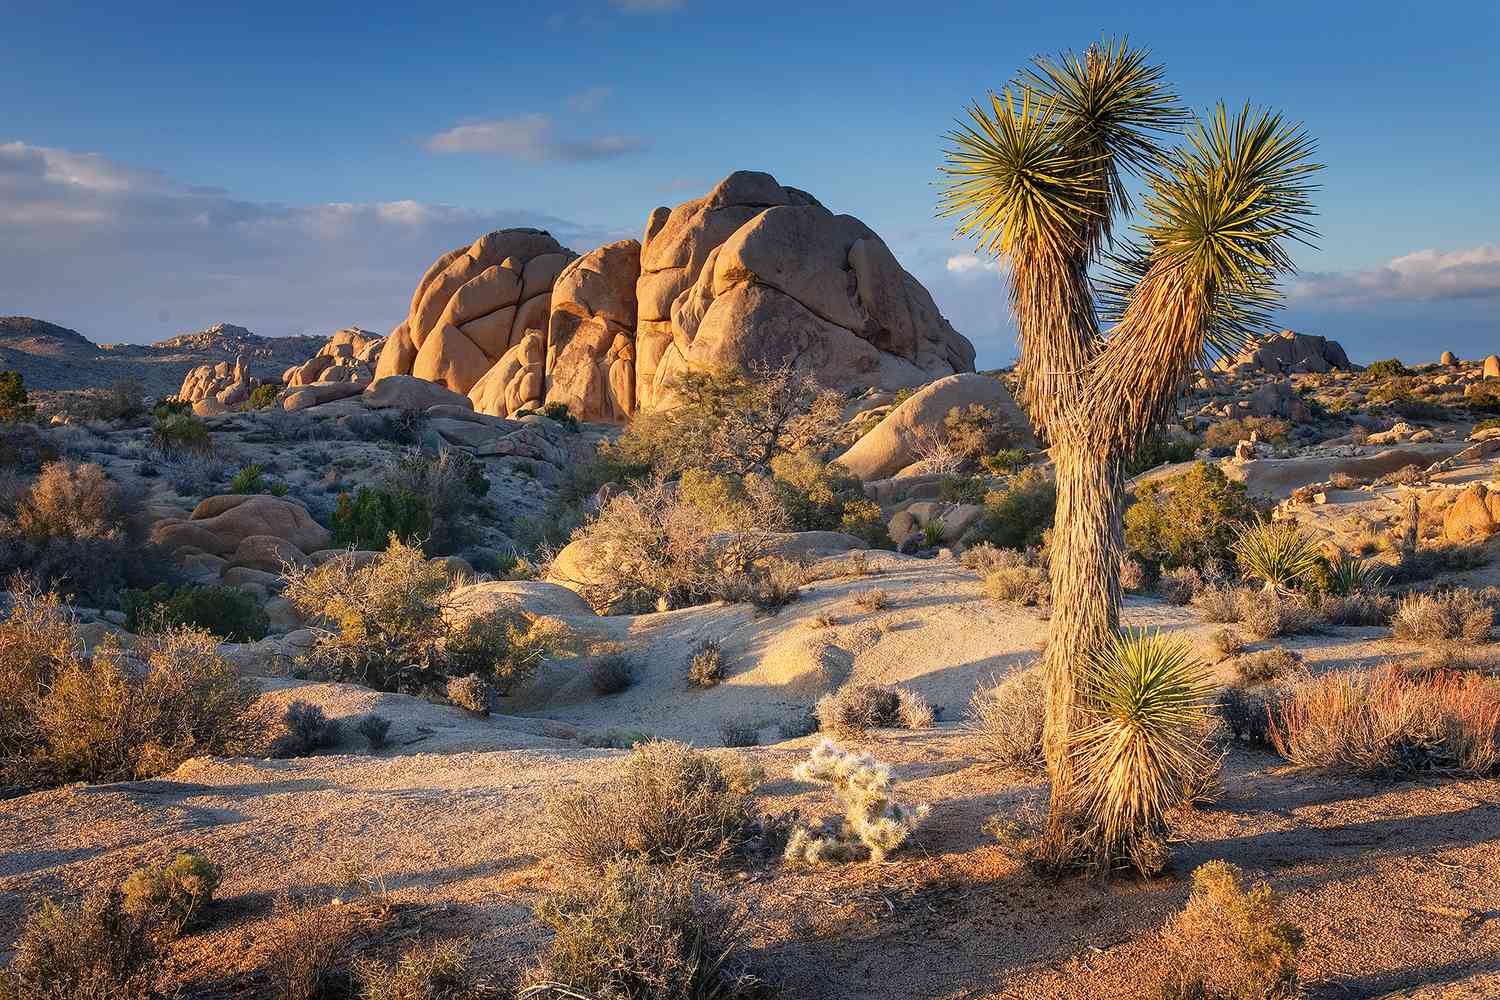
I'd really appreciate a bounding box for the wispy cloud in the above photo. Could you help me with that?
[1289,245,1500,305]
[567,86,613,113]
[0,140,626,341]
[424,114,647,161]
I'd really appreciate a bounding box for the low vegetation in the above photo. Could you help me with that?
[0,888,160,1000]
[1391,588,1493,646]
[815,682,934,737]
[784,739,930,864]
[121,582,269,641]
[967,664,1046,771]
[1158,860,1303,1000]
[1125,463,1259,572]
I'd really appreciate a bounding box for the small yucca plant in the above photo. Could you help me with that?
[1068,628,1217,873]
[1232,520,1323,592]
[1325,554,1383,597]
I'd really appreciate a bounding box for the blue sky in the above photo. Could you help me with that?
[2,0,1496,366]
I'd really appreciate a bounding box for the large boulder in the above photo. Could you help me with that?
[1215,330,1353,376]
[1443,483,1500,543]
[470,331,546,417]
[153,495,331,557]
[373,229,576,395]
[836,373,1034,480]
[544,239,641,421]
[364,374,472,411]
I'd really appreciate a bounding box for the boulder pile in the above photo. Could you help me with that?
[1215,330,1353,376]
[374,171,977,422]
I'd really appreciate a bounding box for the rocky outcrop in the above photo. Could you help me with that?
[374,230,576,395]
[1443,482,1500,543]
[1215,330,1353,376]
[152,495,331,558]
[178,355,257,407]
[382,172,976,422]
[836,374,1034,481]
[283,327,380,388]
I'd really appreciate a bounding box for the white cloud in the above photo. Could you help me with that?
[1289,245,1500,305]
[944,253,1003,277]
[0,141,625,342]
[424,114,646,161]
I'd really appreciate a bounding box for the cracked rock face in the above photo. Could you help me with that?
[375,229,575,396]
[384,172,976,421]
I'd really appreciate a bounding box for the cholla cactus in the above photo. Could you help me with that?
[784,739,930,864]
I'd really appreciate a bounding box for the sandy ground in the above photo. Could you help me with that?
[5,559,1500,998]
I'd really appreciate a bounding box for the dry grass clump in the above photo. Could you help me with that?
[1191,581,1249,622]
[352,938,485,1000]
[589,653,636,695]
[0,888,160,1000]
[1391,589,1493,647]
[120,851,220,940]
[270,700,342,758]
[1318,590,1395,626]
[982,548,1051,608]
[1207,628,1243,660]
[1233,647,1305,685]
[547,740,759,869]
[851,587,890,612]
[268,896,356,1000]
[1269,666,1500,776]
[445,674,491,714]
[1157,565,1206,605]
[1157,860,1303,1000]
[686,638,726,688]
[14,460,129,539]
[967,664,1045,772]
[526,857,771,1000]
[1241,590,1321,641]
[784,739,930,864]
[1119,557,1149,592]
[815,682,933,737]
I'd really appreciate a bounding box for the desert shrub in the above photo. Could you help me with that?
[959,541,1007,575]
[1318,590,1395,626]
[765,451,888,546]
[967,664,1045,771]
[719,721,759,747]
[150,412,211,454]
[1208,628,1243,660]
[980,448,1030,476]
[561,478,786,613]
[0,370,37,424]
[784,739,930,864]
[1126,428,1201,475]
[617,363,843,478]
[352,938,482,1000]
[246,382,282,410]
[1126,463,1260,570]
[120,851,220,939]
[14,460,127,540]
[547,740,757,868]
[852,587,889,612]
[441,613,571,696]
[1067,628,1218,874]
[1231,521,1323,592]
[983,558,1050,608]
[7,625,258,788]
[1202,416,1292,451]
[1233,647,1304,684]
[1269,666,1500,776]
[528,857,769,1000]
[0,888,159,1000]
[590,653,636,695]
[151,397,191,419]
[816,683,898,736]
[120,583,269,642]
[1218,685,1279,745]
[268,896,355,1000]
[0,422,59,471]
[228,462,286,496]
[938,474,988,505]
[1119,557,1149,592]
[1364,357,1408,379]
[160,448,233,498]
[687,638,726,688]
[896,688,936,728]
[1241,590,1321,641]
[742,555,804,613]
[1192,582,1250,623]
[271,700,341,757]
[446,674,491,714]
[330,486,431,551]
[1391,589,1493,646]
[356,713,391,750]
[1158,565,1206,605]
[838,497,890,547]
[378,448,488,555]
[1158,860,1302,1000]
[969,467,1056,550]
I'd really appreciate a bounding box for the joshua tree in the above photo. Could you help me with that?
[940,41,1319,848]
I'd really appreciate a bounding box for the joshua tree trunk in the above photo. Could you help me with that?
[1041,441,1124,810]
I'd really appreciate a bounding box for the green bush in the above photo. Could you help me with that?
[1125,429,1201,474]
[969,467,1056,550]
[1202,416,1291,451]
[150,412,211,454]
[376,448,487,555]
[1125,462,1259,570]
[980,447,1029,475]
[120,851,221,939]
[330,486,431,550]
[1466,382,1500,414]
[246,382,282,410]
[1365,358,1408,379]
[120,583,269,642]
[0,371,37,424]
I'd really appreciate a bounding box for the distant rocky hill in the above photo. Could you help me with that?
[0,317,344,397]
